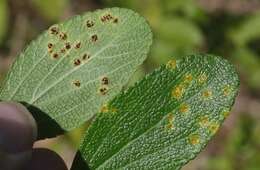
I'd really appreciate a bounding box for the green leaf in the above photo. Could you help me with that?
[72,54,239,170]
[0,8,152,136]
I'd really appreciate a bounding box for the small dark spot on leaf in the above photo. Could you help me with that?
[60,48,66,53]
[86,20,94,28]
[101,77,109,85]
[59,32,67,40]
[99,86,108,95]
[113,18,118,23]
[91,35,98,42]
[50,26,59,35]
[82,54,91,60]
[74,59,81,66]
[75,42,81,49]
[101,14,113,22]
[53,53,59,59]
[73,80,81,87]
[48,43,53,49]
[65,42,71,50]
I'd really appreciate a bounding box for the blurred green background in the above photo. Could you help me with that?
[0,0,260,169]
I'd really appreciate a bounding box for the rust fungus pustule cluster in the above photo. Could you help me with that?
[73,80,81,87]
[74,59,81,66]
[98,76,110,95]
[86,20,95,28]
[48,26,75,59]
[59,32,67,40]
[101,77,109,85]
[75,42,81,49]
[50,26,59,35]
[101,13,119,24]
[82,53,91,60]
[99,86,109,95]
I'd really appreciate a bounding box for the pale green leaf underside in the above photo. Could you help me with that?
[73,54,239,170]
[0,8,152,131]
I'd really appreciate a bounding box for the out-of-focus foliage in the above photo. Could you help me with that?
[207,114,260,170]
[0,0,8,45]
[228,13,260,90]
[31,0,69,21]
[102,0,205,67]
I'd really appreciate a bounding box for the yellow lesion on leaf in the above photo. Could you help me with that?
[166,113,175,130]
[202,89,212,99]
[100,104,118,114]
[189,134,200,145]
[166,59,177,70]
[223,85,231,96]
[100,104,109,113]
[199,116,209,127]
[184,74,193,83]
[222,109,231,118]
[198,73,207,84]
[100,104,118,113]
[179,103,189,113]
[172,85,184,99]
[209,122,220,134]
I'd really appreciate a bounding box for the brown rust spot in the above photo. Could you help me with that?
[73,80,81,87]
[101,77,109,85]
[75,42,81,49]
[86,20,94,28]
[101,14,113,22]
[113,18,119,23]
[48,43,53,49]
[60,48,66,53]
[65,42,71,50]
[99,86,108,95]
[59,32,67,40]
[74,59,81,66]
[82,54,91,60]
[52,53,59,59]
[91,35,98,42]
[50,26,59,35]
